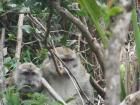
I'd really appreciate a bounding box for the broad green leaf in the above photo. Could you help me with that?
[108,6,123,17]
[132,8,140,74]
[8,33,16,41]
[79,0,101,18]
[102,6,123,25]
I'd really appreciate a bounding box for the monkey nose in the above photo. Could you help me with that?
[27,80,32,83]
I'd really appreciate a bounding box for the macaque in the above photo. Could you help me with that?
[14,63,43,94]
[42,47,94,105]
[14,62,68,105]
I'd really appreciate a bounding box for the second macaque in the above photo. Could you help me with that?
[42,47,94,105]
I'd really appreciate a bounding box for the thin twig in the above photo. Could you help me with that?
[44,7,53,47]
[49,48,63,76]
[90,76,105,98]
[23,40,38,45]
[27,14,46,32]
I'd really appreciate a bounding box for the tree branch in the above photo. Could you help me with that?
[0,28,5,92]
[15,14,25,61]
[105,1,132,105]
[90,76,105,98]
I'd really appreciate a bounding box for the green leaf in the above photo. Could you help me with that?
[22,25,33,34]
[37,48,48,59]
[132,8,140,74]
[34,28,42,34]
[7,3,17,8]
[8,33,16,41]
[20,6,30,12]
[0,3,4,12]
[108,6,123,17]
[5,87,20,105]
[77,10,87,16]
[78,0,101,18]
[78,0,108,47]
[22,93,49,105]
[120,64,126,101]
[22,50,31,62]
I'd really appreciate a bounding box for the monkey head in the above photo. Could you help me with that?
[14,63,43,93]
[42,47,81,77]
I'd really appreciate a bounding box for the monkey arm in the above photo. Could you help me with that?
[41,77,68,105]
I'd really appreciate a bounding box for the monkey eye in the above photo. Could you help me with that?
[31,72,36,75]
[61,58,74,62]
[21,71,36,76]
[22,71,29,75]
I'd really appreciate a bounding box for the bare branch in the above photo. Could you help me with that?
[90,76,105,98]
[15,14,25,60]
[44,8,53,46]
[0,28,5,92]
[28,14,46,32]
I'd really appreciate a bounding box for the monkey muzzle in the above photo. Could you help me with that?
[20,83,42,93]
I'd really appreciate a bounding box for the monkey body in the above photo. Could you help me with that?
[42,47,94,105]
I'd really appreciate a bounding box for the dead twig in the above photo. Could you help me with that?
[90,76,105,99]
[15,14,25,61]
[0,28,6,92]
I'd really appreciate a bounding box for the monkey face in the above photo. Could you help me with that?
[53,47,79,69]
[19,70,42,93]
[14,63,43,93]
